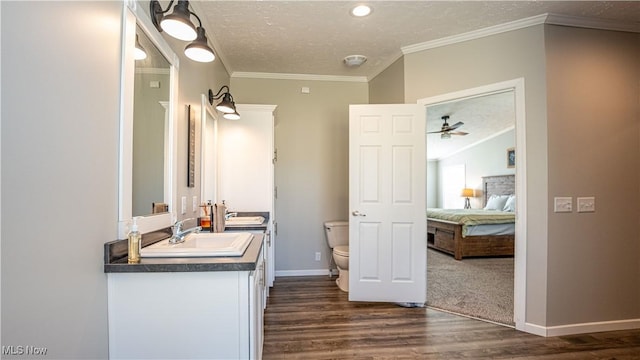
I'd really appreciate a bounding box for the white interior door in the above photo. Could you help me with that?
[349,104,426,304]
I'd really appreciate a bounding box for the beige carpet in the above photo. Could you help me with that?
[426,248,514,326]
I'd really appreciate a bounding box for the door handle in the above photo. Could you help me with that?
[352,210,366,217]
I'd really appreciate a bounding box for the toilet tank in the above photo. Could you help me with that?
[324,220,349,248]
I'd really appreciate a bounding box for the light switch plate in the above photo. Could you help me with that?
[554,197,572,212]
[181,196,187,215]
[577,197,595,212]
[192,196,198,212]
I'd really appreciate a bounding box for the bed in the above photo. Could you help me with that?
[427,174,515,260]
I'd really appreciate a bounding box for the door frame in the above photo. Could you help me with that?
[417,78,527,331]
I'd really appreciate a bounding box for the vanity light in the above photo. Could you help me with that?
[151,0,215,63]
[208,86,240,120]
[134,35,147,60]
[152,0,197,41]
[184,22,215,62]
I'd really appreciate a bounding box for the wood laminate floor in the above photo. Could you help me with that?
[263,276,640,359]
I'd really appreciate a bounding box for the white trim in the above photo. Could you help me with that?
[402,12,640,55]
[232,71,368,83]
[525,319,640,337]
[135,67,170,75]
[367,51,405,82]
[434,125,515,161]
[275,269,330,277]
[402,14,548,55]
[418,78,528,333]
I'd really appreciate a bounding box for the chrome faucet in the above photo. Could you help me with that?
[169,218,202,244]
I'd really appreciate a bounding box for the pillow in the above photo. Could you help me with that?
[503,195,516,212]
[484,194,510,211]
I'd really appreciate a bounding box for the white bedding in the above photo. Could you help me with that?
[464,223,515,237]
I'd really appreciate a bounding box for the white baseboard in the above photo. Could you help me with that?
[275,269,331,277]
[525,318,640,337]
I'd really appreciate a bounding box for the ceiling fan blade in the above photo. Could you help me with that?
[449,131,469,136]
[448,121,464,131]
[427,129,445,134]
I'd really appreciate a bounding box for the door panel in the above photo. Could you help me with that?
[349,104,426,304]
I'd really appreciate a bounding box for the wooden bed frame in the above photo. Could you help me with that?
[427,175,515,260]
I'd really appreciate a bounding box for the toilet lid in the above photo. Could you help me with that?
[333,245,349,256]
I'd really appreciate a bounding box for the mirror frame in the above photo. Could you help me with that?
[118,0,180,238]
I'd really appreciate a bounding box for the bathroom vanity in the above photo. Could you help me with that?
[104,223,268,359]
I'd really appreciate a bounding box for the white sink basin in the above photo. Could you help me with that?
[225,216,265,225]
[140,232,254,258]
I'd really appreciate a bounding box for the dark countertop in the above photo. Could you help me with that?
[104,212,269,273]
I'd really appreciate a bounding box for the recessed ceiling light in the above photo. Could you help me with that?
[351,5,372,17]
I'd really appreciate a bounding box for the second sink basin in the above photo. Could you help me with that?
[140,232,254,258]
[225,216,265,225]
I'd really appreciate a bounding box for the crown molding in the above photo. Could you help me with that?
[231,71,368,83]
[403,12,640,55]
[402,14,549,54]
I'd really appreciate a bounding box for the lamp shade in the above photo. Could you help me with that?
[184,27,215,62]
[460,188,475,197]
[160,1,197,41]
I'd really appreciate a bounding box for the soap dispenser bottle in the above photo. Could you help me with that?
[128,217,141,264]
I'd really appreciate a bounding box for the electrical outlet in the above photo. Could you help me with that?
[554,197,572,213]
[181,196,187,215]
[315,252,321,261]
[577,197,595,213]
[192,196,198,212]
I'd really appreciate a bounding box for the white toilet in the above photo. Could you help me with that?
[324,220,349,292]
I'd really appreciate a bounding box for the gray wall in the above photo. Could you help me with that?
[544,25,640,326]
[230,77,368,273]
[1,2,121,358]
[369,57,405,104]
[404,25,550,325]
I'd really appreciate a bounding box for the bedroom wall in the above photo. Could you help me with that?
[404,24,549,326]
[434,129,516,209]
[426,160,438,208]
[544,25,640,326]
[369,56,405,104]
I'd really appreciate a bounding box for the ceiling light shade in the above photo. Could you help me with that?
[344,55,367,67]
[134,35,147,60]
[441,132,451,139]
[156,1,197,41]
[184,27,215,62]
[351,5,372,17]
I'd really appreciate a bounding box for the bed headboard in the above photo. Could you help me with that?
[482,175,515,207]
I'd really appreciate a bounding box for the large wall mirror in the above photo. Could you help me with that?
[118,1,179,238]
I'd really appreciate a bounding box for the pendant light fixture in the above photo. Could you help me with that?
[209,86,240,120]
[151,0,215,63]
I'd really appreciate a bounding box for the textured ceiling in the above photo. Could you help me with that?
[426,91,515,160]
[195,1,639,79]
[188,1,637,158]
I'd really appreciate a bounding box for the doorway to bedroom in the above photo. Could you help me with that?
[419,79,526,329]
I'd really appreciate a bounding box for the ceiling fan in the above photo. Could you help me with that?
[428,115,468,139]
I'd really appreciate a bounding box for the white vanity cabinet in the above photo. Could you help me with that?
[107,240,265,359]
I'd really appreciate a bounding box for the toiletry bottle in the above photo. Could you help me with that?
[128,217,141,264]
